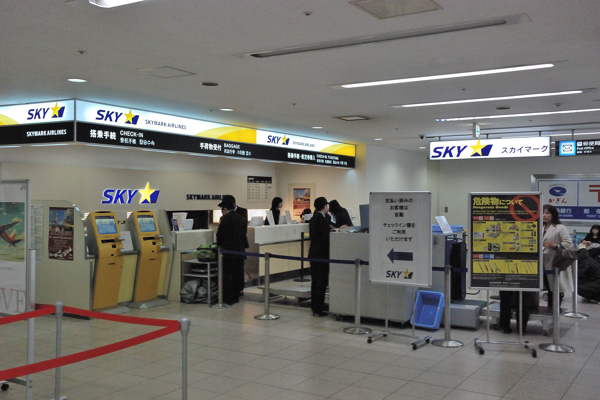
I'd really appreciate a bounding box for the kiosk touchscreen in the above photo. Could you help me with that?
[86,211,125,310]
[129,210,169,304]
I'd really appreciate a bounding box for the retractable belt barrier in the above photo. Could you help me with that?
[220,248,369,265]
[0,304,180,382]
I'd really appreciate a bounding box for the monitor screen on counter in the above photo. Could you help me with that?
[95,215,118,235]
[138,215,157,233]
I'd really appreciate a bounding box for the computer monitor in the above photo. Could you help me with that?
[137,215,157,233]
[359,204,369,232]
[95,215,118,235]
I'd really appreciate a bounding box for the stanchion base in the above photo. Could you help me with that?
[431,339,464,348]
[562,312,589,319]
[51,396,68,400]
[255,314,280,320]
[343,326,372,335]
[209,303,231,309]
[293,278,311,282]
[539,343,574,353]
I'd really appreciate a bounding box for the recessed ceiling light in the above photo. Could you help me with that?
[67,78,87,83]
[419,146,427,149]
[437,108,600,122]
[312,126,323,129]
[88,0,144,8]
[335,116,370,121]
[374,138,383,141]
[393,90,585,108]
[219,108,233,112]
[331,63,554,89]
[201,82,219,87]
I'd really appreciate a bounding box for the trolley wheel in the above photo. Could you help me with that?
[412,344,417,350]
[1,383,8,391]
[426,338,431,343]
[367,338,372,344]
[532,350,537,358]
[479,348,485,355]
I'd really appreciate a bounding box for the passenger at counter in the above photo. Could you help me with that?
[580,224,600,260]
[328,200,353,230]
[542,204,573,309]
[216,201,247,305]
[309,197,330,317]
[264,197,283,225]
[300,208,312,222]
[218,194,249,297]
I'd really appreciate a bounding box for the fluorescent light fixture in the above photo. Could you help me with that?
[312,126,323,129]
[0,145,22,148]
[219,108,233,112]
[393,90,584,108]
[86,144,127,149]
[374,138,383,141]
[188,153,218,157]
[437,108,600,122]
[260,159,283,163]
[419,146,427,149]
[332,63,554,89]
[313,164,330,167]
[89,0,144,8]
[67,78,87,83]
[142,148,178,153]
[31,143,70,147]
[288,162,310,166]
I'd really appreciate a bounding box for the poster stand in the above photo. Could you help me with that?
[539,268,575,353]
[366,192,432,348]
[431,265,463,348]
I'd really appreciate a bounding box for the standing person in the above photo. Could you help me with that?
[309,197,331,317]
[542,204,573,309]
[300,208,312,222]
[498,291,536,334]
[216,201,247,305]
[218,195,249,297]
[264,196,283,225]
[328,199,353,230]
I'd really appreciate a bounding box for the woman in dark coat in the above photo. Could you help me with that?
[264,196,283,225]
[328,199,353,229]
[577,249,600,302]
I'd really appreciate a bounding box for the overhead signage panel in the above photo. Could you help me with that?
[0,100,75,126]
[556,139,600,156]
[76,122,354,167]
[429,137,550,160]
[0,121,75,145]
[75,100,355,158]
[538,178,600,220]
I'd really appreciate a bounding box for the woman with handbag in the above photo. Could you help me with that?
[542,204,573,309]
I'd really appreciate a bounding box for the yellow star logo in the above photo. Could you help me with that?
[138,182,155,204]
[51,102,61,117]
[124,109,136,124]
[282,135,288,145]
[470,139,485,156]
[403,268,412,278]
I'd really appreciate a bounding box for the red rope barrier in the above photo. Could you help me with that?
[0,304,182,382]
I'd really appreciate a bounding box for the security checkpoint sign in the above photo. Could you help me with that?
[369,192,432,287]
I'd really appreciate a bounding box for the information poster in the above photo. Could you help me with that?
[48,207,74,261]
[247,176,273,203]
[0,183,28,315]
[369,192,432,287]
[469,193,542,290]
[293,188,311,217]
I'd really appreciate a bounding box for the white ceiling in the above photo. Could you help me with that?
[2,0,600,153]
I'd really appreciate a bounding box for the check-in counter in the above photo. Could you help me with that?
[248,224,310,278]
[330,232,414,323]
[167,229,213,301]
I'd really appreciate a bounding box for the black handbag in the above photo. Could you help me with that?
[552,243,577,271]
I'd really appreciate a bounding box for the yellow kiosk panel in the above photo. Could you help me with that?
[131,211,165,302]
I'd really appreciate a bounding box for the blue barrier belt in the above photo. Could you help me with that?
[219,248,367,265]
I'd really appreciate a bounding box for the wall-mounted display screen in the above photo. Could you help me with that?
[138,215,157,233]
[95,215,118,235]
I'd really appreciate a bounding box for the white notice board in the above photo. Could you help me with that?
[369,192,432,287]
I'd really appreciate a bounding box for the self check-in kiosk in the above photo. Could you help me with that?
[85,211,126,311]
[127,210,169,308]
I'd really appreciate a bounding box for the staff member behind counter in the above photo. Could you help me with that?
[264,197,283,225]
[328,199,353,230]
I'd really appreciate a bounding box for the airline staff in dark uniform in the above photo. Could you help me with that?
[264,196,283,225]
[219,195,249,297]
[216,201,247,304]
[309,197,331,316]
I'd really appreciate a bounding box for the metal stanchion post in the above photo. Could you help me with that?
[540,268,574,353]
[180,318,190,400]
[432,265,463,348]
[255,253,280,320]
[295,231,310,282]
[52,302,67,400]
[210,248,231,309]
[563,260,589,319]
[344,259,372,335]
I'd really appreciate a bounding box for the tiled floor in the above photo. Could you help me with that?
[1,292,599,400]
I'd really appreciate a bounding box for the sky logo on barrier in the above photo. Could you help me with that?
[27,102,65,120]
[96,109,139,125]
[101,182,160,204]
[266,134,289,146]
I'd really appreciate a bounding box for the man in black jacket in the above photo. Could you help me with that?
[309,197,331,316]
[216,201,247,304]
[218,195,249,297]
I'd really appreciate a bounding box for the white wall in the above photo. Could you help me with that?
[435,155,598,227]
